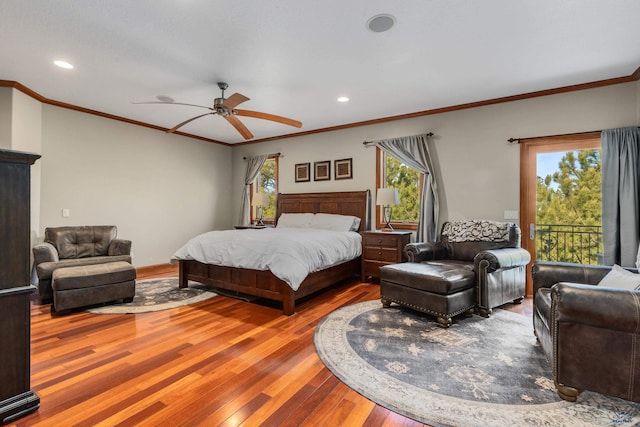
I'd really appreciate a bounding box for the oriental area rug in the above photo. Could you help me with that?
[314,300,640,427]
[86,277,216,314]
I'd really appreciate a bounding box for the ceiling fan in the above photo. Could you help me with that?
[134,82,302,140]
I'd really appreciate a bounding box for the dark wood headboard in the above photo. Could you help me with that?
[275,190,370,232]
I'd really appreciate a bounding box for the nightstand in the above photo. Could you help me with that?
[361,230,412,281]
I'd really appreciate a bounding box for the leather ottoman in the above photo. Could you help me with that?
[51,261,136,314]
[379,261,476,328]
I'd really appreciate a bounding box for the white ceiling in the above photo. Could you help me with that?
[1,1,640,145]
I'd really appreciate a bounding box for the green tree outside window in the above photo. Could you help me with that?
[255,157,277,220]
[536,149,602,264]
[383,153,421,224]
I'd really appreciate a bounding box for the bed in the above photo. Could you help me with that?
[175,190,370,315]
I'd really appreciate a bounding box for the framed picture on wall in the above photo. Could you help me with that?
[314,160,331,181]
[334,158,353,180]
[295,163,311,182]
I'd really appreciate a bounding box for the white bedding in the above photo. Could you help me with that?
[171,227,362,291]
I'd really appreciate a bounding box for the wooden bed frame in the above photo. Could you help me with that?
[178,190,370,315]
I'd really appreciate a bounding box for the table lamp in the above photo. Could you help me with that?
[376,188,400,231]
[251,193,270,226]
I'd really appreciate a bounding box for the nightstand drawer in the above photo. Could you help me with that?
[361,231,412,281]
[363,234,400,247]
[363,247,399,262]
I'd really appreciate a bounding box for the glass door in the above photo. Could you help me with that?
[519,132,601,295]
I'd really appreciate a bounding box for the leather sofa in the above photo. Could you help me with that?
[32,226,133,304]
[380,220,530,327]
[532,261,640,403]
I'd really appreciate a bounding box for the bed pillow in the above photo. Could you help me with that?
[597,264,640,290]
[310,213,361,232]
[276,213,314,228]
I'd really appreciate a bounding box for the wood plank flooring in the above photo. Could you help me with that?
[11,274,532,427]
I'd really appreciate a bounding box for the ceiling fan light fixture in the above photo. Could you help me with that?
[366,14,396,33]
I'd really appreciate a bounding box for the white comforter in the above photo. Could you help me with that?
[171,227,362,291]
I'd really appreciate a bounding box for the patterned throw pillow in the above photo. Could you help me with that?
[442,220,511,243]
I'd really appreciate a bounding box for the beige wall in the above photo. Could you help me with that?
[0,88,11,149]
[3,80,639,268]
[0,88,43,249]
[39,106,233,267]
[232,82,639,230]
[12,90,43,242]
[0,87,43,152]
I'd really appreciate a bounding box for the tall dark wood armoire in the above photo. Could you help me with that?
[0,149,40,423]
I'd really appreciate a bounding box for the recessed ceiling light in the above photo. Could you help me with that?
[366,14,396,33]
[337,96,350,103]
[54,60,74,69]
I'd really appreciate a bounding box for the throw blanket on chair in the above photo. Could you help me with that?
[442,220,511,243]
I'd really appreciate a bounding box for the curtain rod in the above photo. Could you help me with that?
[507,127,640,144]
[243,152,281,160]
[363,132,434,146]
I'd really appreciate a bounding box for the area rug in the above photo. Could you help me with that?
[85,277,216,314]
[314,300,640,427]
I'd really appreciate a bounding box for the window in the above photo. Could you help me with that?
[376,148,422,230]
[251,156,278,224]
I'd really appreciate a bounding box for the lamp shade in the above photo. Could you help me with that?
[251,193,270,207]
[376,188,399,206]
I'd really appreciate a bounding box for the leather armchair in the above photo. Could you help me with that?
[532,261,640,403]
[405,221,530,317]
[33,226,132,304]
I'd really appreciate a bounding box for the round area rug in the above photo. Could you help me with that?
[86,277,216,314]
[314,300,640,427]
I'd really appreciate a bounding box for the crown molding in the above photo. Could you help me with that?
[0,80,231,146]
[2,65,639,146]
[244,65,640,145]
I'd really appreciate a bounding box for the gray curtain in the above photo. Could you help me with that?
[373,133,439,242]
[238,154,268,226]
[602,127,640,266]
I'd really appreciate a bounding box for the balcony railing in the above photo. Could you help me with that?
[535,224,603,265]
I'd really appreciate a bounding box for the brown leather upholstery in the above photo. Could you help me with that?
[52,261,136,314]
[380,260,475,294]
[33,226,133,304]
[45,226,116,258]
[406,222,529,316]
[380,221,530,327]
[532,261,640,403]
[380,261,476,328]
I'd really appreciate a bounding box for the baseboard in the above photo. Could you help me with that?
[136,263,178,279]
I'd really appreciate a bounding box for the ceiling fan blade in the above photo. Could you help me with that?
[132,101,213,110]
[224,115,254,140]
[235,109,302,128]
[167,112,215,133]
[222,93,250,110]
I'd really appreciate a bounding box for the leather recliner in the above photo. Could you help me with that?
[532,261,640,403]
[380,220,530,327]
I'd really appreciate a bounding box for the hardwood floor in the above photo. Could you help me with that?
[11,273,533,427]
